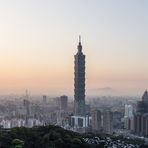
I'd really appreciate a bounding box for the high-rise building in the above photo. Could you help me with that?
[103,111,113,134]
[43,95,47,105]
[91,110,102,132]
[54,96,68,111]
[131,90,148,136]
[70,37,89,133]
[23,99,31,116]
[60,95,68,111]
[124,105,133,118]
[124,104,134,130]
[74,36,85,116]
[137,90,148,113]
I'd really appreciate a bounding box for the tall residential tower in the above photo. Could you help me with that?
[74,36,85,116]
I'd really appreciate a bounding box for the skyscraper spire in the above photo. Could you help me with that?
[79,35,81,43]
[77,35,82,52]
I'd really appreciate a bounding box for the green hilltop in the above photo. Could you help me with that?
[0,125,146,148]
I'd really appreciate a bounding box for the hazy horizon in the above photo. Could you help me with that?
[0,0,148,96]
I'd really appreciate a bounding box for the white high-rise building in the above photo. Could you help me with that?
[124,104,133,118]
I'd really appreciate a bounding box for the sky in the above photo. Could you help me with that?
[0,0,148,96]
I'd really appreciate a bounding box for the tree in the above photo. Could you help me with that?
[12,139,24,148]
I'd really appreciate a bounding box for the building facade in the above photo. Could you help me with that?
[60,95,68,111]
[91,110,102,132]
[103,111,113,134]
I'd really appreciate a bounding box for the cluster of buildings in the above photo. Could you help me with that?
[0,94,69,129]
[0,118,43,128]
[124,90,148,136]
[91,110,113,134]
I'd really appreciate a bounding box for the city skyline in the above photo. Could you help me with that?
[0,0,148,96]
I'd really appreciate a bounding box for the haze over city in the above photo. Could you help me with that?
[0,0,148,96]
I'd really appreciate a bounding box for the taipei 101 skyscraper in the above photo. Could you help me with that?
[74,36,85,116]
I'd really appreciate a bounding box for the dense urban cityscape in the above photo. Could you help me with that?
[0,38,147,148]
[0,1,148,147]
